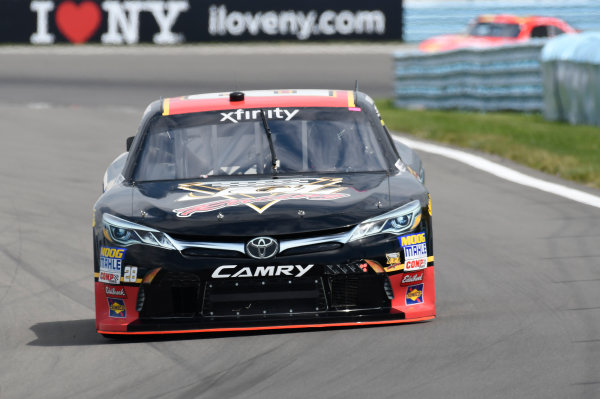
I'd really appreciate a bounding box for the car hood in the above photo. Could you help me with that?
[129,172,425,237]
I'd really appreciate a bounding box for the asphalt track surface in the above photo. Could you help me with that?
[1,46,600,399]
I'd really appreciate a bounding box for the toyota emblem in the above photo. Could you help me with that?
[246,237,279,259]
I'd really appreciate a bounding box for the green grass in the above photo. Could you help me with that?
[376,100,600,189]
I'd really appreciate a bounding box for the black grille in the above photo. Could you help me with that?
[202,277,327,317]
[324,262,366,274]
[136,285,145,312]
[159,271,201,286]
[138,269,391,320]
[328,275,390,310]
[383,277,394,300]
[139,271,202,318]
[279,242,343,257]
[181,248,243,258]
[330,276,359,307]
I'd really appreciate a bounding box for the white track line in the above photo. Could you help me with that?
[394,136,600,209]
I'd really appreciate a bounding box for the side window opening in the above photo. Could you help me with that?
[530,26,549,38]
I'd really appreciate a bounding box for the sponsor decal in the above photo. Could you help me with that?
[107,297,126,318]
[384,252,402,272]
[400,232,425,247]
[407,166,420,180]
[174,177,349,216]
[405,284,424,305]
[99,271,118,284]
[400,272,424,286]
[384,264,403,273]
[405,259,426,270]
[385,252,400,265]
[394,160,406,173]
[105,286,127,297]
[220,108,299,123]
[399,233,427,272]
[98,246,126,285]
[212,264,314,278]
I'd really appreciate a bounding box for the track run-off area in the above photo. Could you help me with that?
[1,45,599,399]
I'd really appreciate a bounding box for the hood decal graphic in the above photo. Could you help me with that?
[173,178,350,217]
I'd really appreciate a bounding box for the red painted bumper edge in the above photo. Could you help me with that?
[98,315,435,335]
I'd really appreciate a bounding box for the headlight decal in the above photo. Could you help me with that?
[102,213,175,250]
[348,200,422,242]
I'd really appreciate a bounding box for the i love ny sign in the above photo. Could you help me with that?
[0,0,402,44]
[31,0,189,44]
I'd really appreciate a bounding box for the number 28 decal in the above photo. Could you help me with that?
[123,266,138,283]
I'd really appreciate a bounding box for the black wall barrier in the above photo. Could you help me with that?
[1,0,403,44]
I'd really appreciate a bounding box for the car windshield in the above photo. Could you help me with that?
[134,107,388,181]
[468,22,520,38]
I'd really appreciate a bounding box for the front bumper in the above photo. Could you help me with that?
[95,227,436,335]
[96,265,435,335]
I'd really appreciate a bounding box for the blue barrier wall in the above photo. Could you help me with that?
[405,0,600,43]
[394,42,545,111]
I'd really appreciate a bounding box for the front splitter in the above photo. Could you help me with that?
[98,313,435,336]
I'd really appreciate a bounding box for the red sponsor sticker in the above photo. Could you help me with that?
[400,272,424,286]
[99,271,120,285]
[404,258,426,271]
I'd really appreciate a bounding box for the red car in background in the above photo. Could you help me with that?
[419,14,577,52]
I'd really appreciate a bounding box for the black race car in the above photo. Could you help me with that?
[94,89,435,335]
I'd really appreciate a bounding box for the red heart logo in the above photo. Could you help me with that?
[55,1,102,44]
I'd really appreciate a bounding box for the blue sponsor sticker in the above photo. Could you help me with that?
[399,232,428,272]
[99,247,127,285]
[99,247,126,271]
[399,232,426,248]
[405,284,424,306]
[107,297,126,318]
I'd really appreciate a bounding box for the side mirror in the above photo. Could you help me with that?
[126,136,134,151]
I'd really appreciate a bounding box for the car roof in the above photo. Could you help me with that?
[476,14,566,26]
[162,89,358,116]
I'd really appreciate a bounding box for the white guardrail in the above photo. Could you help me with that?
[393,42,546,112]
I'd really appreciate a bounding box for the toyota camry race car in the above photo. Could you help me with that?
[94,89,435,336]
